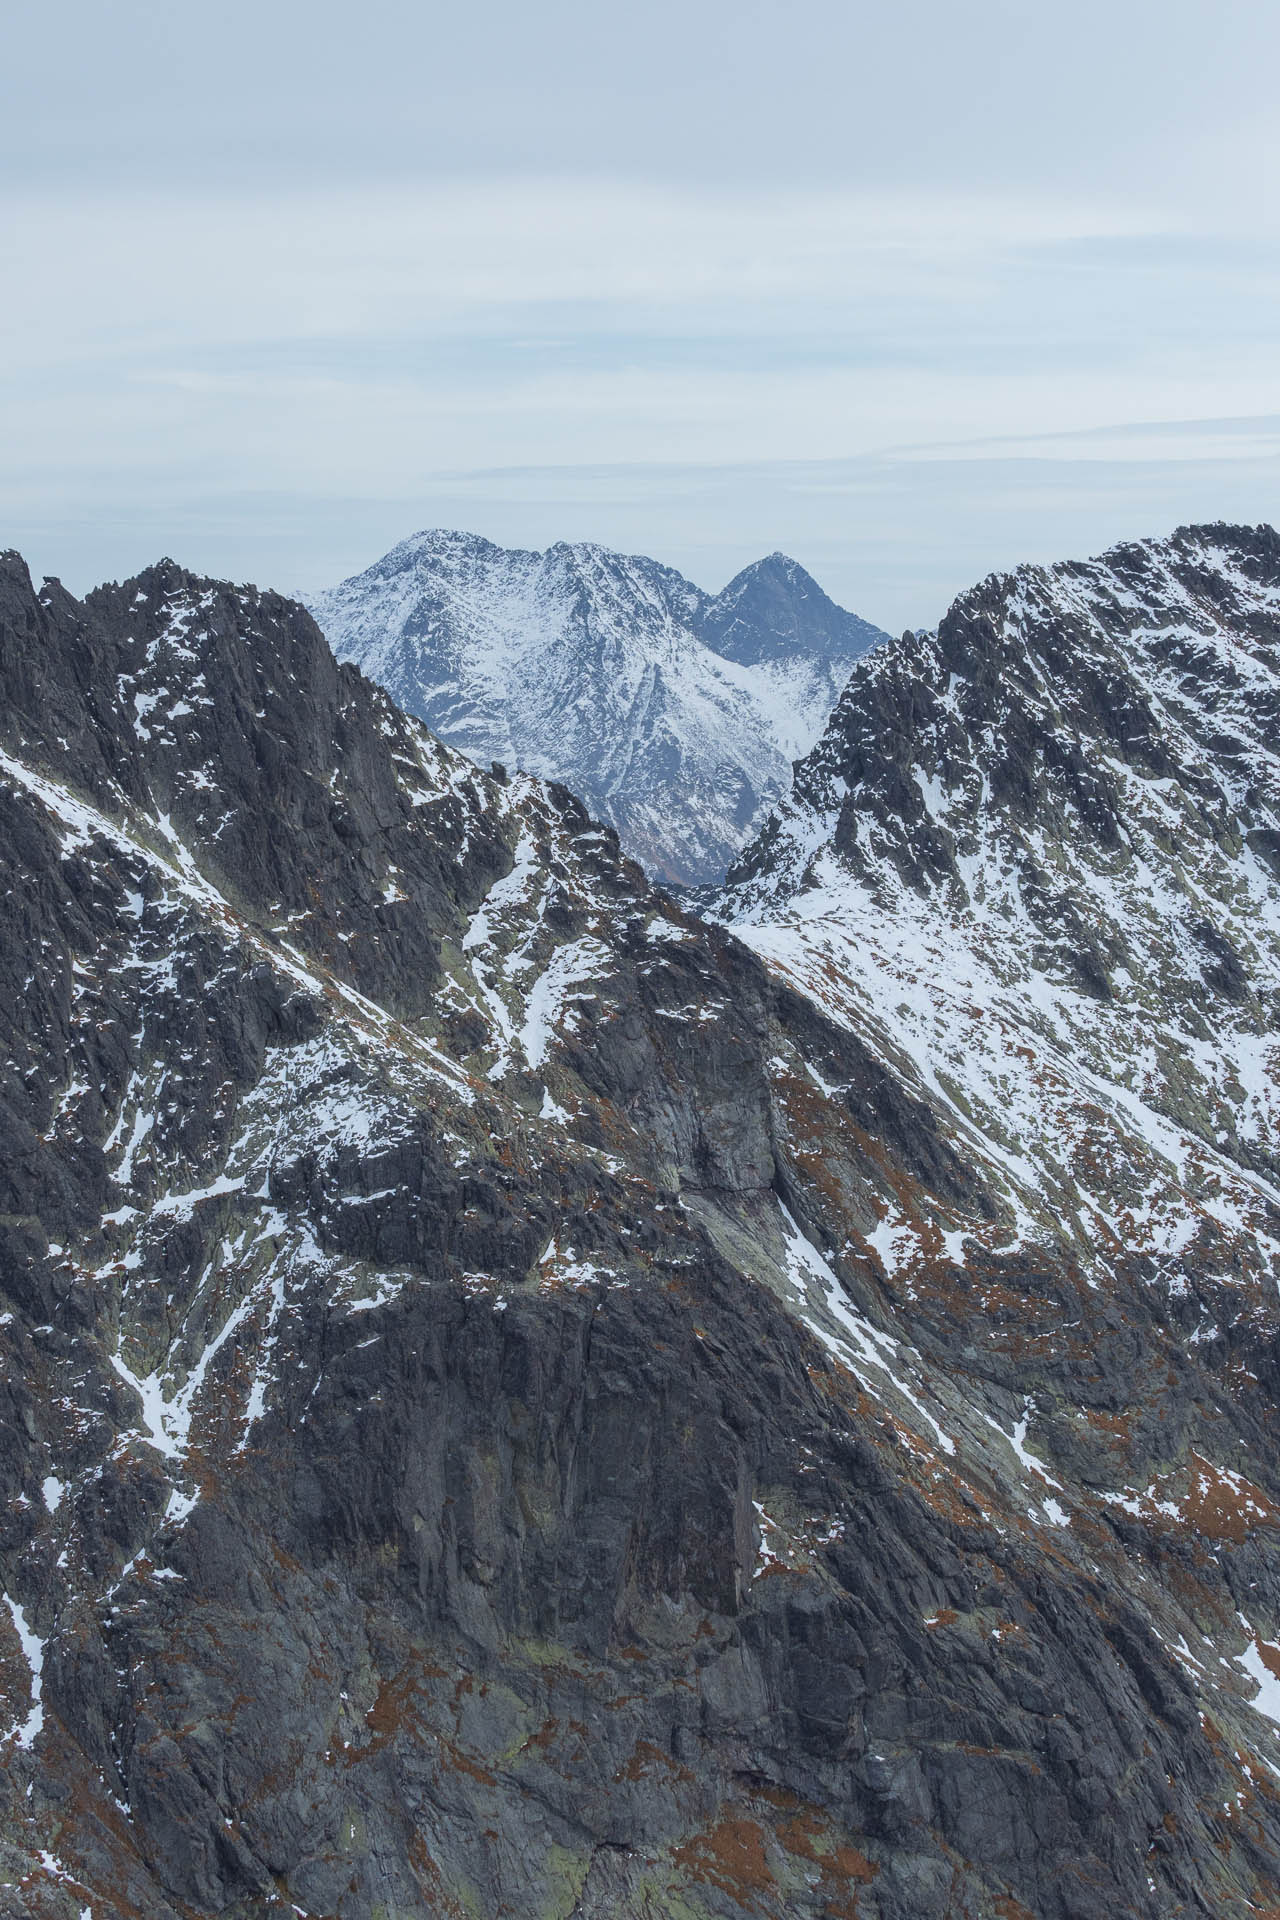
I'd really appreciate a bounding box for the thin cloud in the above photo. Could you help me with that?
[3,2,1277,610]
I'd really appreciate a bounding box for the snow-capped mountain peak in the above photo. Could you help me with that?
[306,532,888,884]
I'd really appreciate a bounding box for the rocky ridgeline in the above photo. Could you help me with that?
[1,534,1279,1918]
[726,521,1280,1265]
[307,532,887,887]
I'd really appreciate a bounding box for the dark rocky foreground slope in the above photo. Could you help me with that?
[1,541,1280,1919]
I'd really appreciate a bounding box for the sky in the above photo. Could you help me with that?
[3,0,1279,630]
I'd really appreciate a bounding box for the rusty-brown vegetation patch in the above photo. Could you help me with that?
[1181,1454,1280,1545]
[672,1814,777,1903]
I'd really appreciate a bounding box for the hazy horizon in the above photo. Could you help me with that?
[5,1,1278,630]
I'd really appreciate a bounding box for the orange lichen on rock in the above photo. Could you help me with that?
[672,1815,777,1903]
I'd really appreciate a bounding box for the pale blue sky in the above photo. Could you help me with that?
[4,1,1278,628]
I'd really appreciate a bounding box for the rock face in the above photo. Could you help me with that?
[306,532,887,886]
[3,532,1280,1920]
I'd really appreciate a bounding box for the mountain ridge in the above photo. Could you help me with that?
[4,531,1280,1916]
[723,515,1280,1326]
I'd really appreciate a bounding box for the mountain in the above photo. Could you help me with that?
[723,520,1280,1246]
[306,531,887,886]
[5,535,1280,1918]
[717,523,1280,1884]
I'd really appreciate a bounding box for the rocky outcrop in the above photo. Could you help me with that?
[306,532,887,886]
[2,539,1280,1918]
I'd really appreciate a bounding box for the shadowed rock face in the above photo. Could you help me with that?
[698,550,875,671]
[3,537,1280,1920]
[306,532,887,887]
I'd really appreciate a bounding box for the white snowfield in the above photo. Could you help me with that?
[307,530,885,885]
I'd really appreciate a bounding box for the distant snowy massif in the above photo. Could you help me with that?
[307,531,887,885]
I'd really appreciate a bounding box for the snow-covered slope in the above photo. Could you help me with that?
[307,532,886,885]
[724,522,1280,1322]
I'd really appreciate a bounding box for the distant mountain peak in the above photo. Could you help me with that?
[701,551,884,671]
[306,532,888,885]
[729,549,807,579]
